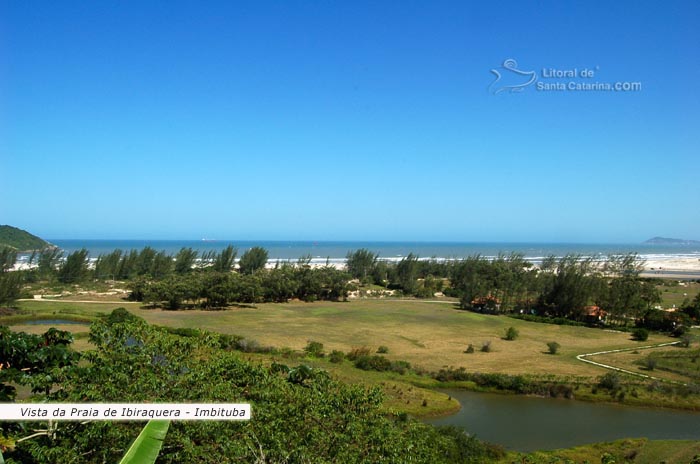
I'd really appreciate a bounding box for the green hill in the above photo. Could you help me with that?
[0,225,51,251]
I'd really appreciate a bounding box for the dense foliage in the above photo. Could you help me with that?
[1,312,503,463]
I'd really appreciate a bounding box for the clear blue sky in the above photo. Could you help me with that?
[2,1,699,242]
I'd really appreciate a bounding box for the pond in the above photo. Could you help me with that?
[426,389,700,452]
[23,319,90,326]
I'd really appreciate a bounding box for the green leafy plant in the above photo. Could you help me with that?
[119,420,170,464]
[632,328,649,341]
[504,327,519,341]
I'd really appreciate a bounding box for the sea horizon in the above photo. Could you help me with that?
[40,239,700,263]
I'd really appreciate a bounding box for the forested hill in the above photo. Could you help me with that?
[644,236,700,245]
[0,225,51,250]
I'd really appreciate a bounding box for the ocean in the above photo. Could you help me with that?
[40,240,700,267]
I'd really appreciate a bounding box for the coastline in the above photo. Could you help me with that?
[11,252,700,275]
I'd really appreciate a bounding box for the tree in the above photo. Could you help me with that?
[238,247,268,274]
[212,245,237,273]
[35,247,63,278]
[94,249,123,280]
[0,326,79,401]
[174,247,198,274]
[504,327,519,341]
[603,253,645,278]
[0,272,22,307]
[682,292,700,320]
[632,327,649,341]
[539,255,602,319]
[57,249,90,284]
[0,248,21,307]
[396,253,419,294]
[0,247,17,273]
[450,255,492,309]
[346,249,378,282]
[546,341,560,354]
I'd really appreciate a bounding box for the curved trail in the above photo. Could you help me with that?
[576,341,685,385]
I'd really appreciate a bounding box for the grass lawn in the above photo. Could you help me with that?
[10,299,676,377]
[658,281,700,308]
[588,330,700,384]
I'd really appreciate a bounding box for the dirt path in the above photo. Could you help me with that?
[576,341,684,385]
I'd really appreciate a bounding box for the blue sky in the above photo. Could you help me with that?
[2,1,699,242]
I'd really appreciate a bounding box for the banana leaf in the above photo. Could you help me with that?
[119,420,170,464]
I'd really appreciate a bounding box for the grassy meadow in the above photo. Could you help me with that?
[11,298,677,377]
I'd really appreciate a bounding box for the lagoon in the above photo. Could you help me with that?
[426,389,700,451]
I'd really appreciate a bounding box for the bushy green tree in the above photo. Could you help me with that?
[683,292,700,320]
[94,249,123,280]
[35,247,63,278]
[396,253,419,294]
[0,272,22,307]
[238,246,268,274]
[346,248,377,282]
[0,247,17,272]
[632,328,649,341]
[547,341,560,354]
[504,327,519,341]
[57,249,90,283]
[212,245,237,273]
[174,247,198,274]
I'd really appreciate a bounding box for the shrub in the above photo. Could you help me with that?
[481,341,492,353]
[354,355,392,372]
[679,334,693,348]
[547,341,560,354]
[504,327,519,341]
[643,356,657,371]
[166,327,202,338]
[377,345,389,354]
[464,344,475,354]
[632,328,649,341]
[346,346,372,361]
[304,340,324,357]
[598,372,621,391]
[329,350,345,363]
[390,360,411,375]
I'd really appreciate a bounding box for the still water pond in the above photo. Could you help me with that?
[23,319,89,326]
[426,389,700,452]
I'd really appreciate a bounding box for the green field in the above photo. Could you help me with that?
[658,281,700,308]
[590,340,700,384]
[10,298,676,377]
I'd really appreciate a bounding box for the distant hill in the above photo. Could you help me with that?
[0,225,51,251]
[644,236,700,246]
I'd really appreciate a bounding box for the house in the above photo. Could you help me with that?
[471,295,501,313]
[582,305,607,323]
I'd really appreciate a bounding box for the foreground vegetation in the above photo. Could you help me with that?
[0,311,506,463]
[3,310,700,463]
[501,438,700,464]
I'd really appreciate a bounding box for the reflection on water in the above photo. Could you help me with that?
[426,389,700,451]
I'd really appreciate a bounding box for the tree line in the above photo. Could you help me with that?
[2,245,698,330]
